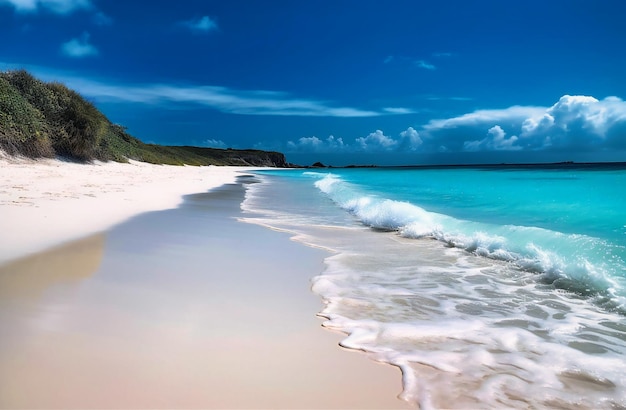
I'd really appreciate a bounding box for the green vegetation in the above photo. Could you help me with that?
[0,70,288,167]
[0,75,54,158]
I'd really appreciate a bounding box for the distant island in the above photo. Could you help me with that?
[0,70,290,167]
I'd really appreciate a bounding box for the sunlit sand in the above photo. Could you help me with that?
[0,158,407,408]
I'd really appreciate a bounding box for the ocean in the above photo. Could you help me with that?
[241,164,626,409]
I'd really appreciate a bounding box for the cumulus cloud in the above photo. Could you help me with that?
[464,125,521,151]
[287,128,422,153]
[355,130,399,152]
[287,135,346,152]
[519,95,626,150]
[60,32,98,58]
[356,130,399,151]
[285,95,626,155]
[399,127,423,151]
[0,0,91,14]
[182,15,218,33]
[422,95,626,153]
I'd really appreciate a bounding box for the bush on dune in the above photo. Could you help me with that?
[1,70,107,160]
[46,82,108,160]
[0,76,54,158]
[0,69,289,166]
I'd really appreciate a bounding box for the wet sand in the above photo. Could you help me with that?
[0,180,407,408]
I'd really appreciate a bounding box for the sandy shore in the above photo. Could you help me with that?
[0,156,245,265]
[0,158,407,408]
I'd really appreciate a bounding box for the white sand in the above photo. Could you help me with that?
[0,158,408,408]
[0,156,250,265]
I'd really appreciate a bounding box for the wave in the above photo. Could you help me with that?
[313,173,626,309]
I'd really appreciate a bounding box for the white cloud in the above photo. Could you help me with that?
[204,139,227,148]
[356,130,398,151]
[287,129,422,153]
[383,107,414,114]
[60,32,98,58]
[1,64,421,117]
[416,60,436,70]
[182,15,218,33]
[464,125,521,151]
[287,136,322,151]
[422,95,626,153]
[424,105,545,130]
[287,135,346,152]
[15,69,383,117]
[0,0,91,13]
[519,95,626,149]
[399,127,422,151]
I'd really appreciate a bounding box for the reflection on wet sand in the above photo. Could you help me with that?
[0,233,105,302]
[0,234,106,408]
[0,185,406,409]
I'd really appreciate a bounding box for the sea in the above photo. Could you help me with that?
[240,163,626,409]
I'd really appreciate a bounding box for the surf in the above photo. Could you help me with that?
[312,171,626,311]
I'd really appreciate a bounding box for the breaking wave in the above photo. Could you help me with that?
[313,173,626,309]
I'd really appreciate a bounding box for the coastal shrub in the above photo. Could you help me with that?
[0,70,60,118]
[0,76,54,157]
[1,70,108,160]
[94,124,141,162]
[0,69,289,166]
[45,82,108,160]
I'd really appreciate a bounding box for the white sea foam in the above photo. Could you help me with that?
[314,173,625,308]
[313,245,626,409]
[242,170,626,409]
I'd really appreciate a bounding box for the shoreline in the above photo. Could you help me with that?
[0,160,408,408]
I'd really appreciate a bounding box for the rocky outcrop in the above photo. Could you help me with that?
[222,150,290,167]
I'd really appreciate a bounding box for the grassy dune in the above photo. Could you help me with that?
[0,70,288,167]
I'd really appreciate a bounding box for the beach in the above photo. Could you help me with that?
[0,156,242,265]
[0,158,407,409]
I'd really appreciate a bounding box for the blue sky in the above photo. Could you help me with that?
[1,0,625,165]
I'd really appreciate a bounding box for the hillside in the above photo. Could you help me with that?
[0,70,289,167]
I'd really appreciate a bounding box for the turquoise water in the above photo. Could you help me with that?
[241,165,626,409]
[310,165,626,306]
